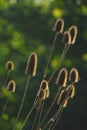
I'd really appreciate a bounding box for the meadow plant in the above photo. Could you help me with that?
[0,18,79,130]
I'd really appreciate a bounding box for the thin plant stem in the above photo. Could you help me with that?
[3,70,10,86]
[48,44,70,83]
[43,32,59,79]
[31,99,43,130]
[51,106,63,130]
[37,100,44,130]
[0,98,9,122]
[40,86,62,127]
[19,99,39,130]
[13,75,31,130]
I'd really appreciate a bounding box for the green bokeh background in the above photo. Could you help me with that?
[0,0,87,130]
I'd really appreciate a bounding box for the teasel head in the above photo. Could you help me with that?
[55,68,68,87]
[6,61,14,71]
[53,18,64,33]
[62,31,71,45]
[57,90,68,108]
[7,80,16,93]
[69,68,80,83]
[25,52,38,76]
[66,85,76,98]
[68,25,78,44]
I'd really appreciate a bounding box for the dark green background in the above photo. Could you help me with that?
[0,0,87,130]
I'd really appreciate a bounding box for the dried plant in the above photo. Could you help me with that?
[0,18,80,130]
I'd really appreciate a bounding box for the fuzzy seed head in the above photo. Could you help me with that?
[69,25,78,44]
[6,61,14,71]
[63,31,71,44]
[7,80,16,93]
[66,85,76,98]
[25,52,38,76]
[69,68,79,83]
[53,18,64,33]
[40,80,49,90]
[56,68,68,87]
[57,90,68,107]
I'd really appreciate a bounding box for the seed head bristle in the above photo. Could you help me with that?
[7,80,16,93]
[55,68,68,87]
[69,68,79,83]
[6,61,14,71]
[53,18,64,33]
[68,25,78,44]
[25,52,38,76]
[63,31,71,44]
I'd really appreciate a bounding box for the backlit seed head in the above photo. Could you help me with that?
[40,80,49,90]
[62,31,71,44]
[25,52,38,76]
[53,18,64,33]
[66,85,76,98]
[68,25,78,44]
[7,80,16,93]
[69,68,79,83]
[57,90,68,108]
[6,61,14,71]
[55,68,68,87]
[37,88,49,100]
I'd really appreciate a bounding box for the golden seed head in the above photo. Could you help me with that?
[69,68,79,83]
[66,85,76,98]
[25,52,38,76]
[37,88,49,100]
[7,80,16,93]
[63,31,71,44]
[40,80,49,90]
[68,25,78,44]
[53,18,64,33]
[6,61,14,71]
[57,90,68,108]
[55,68,68,87]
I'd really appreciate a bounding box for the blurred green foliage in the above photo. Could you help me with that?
[0,0,87,130]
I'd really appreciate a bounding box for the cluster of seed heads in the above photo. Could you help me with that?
[0,17,79,130]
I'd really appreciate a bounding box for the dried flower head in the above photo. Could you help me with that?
[66,85,75,98]
[6,61,14,71]
[57,90,68,107]
[55,68,68,87]
[53,18,64,33]
[68,25,78,44]
[25,52,38,76]
[40,80,49,90]
[69,68,79,83]
[62,31,71,44]
[37,88,49,100]
[7,80,16,93]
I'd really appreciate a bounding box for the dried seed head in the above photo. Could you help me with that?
[38,88,49,100]
[25,52,38,76]
[53,18,64,33]
[66,85,75,98]
[40,80,49,90]
[6,61,14,71]
[7,80,16,93]
[69,25,78,44]
[55,68,68,87]
[57,90,68,107]
[63,31,71,44]
[69,68,79,83]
